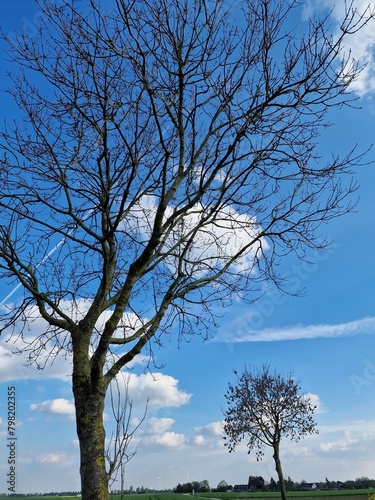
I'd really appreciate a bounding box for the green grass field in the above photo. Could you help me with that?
[197,491,374,500]
[1,492,374,500]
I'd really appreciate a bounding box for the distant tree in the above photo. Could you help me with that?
[355,477,374,489]
[175,483,183,493]
[192,481,200,493]
[199,480,211,492]
[286,476,295,491]
[344,481,356,490]
[269,478,278,491]
[223,364,318,500]
[174,480,211,493]
[0,0,373,498]
[216,480,229,492]
[248,476,265,491]
[176,482,192,493]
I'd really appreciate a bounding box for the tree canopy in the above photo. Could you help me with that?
[223,364,318,500]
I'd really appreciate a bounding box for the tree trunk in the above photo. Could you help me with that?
[74,387,109,499]
[73,357,109,500]
[273,443,288,500]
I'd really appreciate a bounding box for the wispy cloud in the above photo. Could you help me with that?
[215,316,375,343]
[303,0,375,97]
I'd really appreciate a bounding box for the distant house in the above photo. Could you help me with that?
[298,483,313,490]
[297,483,319,491]
[233,485,248,492]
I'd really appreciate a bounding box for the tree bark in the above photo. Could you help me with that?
[74,386,109,499]
[273,443,288,500]
[72,334,109,500]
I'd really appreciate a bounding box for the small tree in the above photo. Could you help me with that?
[199,480,211,492]
[216,480,229,492]
[223,364,318,500]
[269,478,278,492]
[0,0,373,498]
[248,476,265,492]
[106,375,149,496]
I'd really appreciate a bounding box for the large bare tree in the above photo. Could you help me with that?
[0,0,373,498]
[223,365,318,500]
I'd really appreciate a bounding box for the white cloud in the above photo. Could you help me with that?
[154,431,186,448]
[193,421,224,447]
[0,339,72,383]
[316,420,375,457]
[302,0,338,19]
[0,302,73,383]
[28,372,190,428]
[319,437,358,453]
[16,448,81,493]
[138,416,187,449]
[0,298,150,383]
[124,195,267,276]
[194,421,224,438]
[0,417,6,438]
[303,393,324,413]
[38,452,73,466]
[167,202,266,274]
[302,0,375,96]
[30,398,75,416]
[215,316,375,342]
[126,372,192,408]
[194,434,206,445]
[144,417,175,434]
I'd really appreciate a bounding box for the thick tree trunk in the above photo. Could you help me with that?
[74,385,109,499]
[273,443,288,500]
[72,334,109,500]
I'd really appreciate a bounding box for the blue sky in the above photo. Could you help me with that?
[0,0,375,495]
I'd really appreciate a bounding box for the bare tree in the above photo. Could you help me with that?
[106,375,148,494]
[223,364,318,500]
[0,0,373,498]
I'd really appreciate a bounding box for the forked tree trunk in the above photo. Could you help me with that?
[273,443,288,500]
[73,363,109,500]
